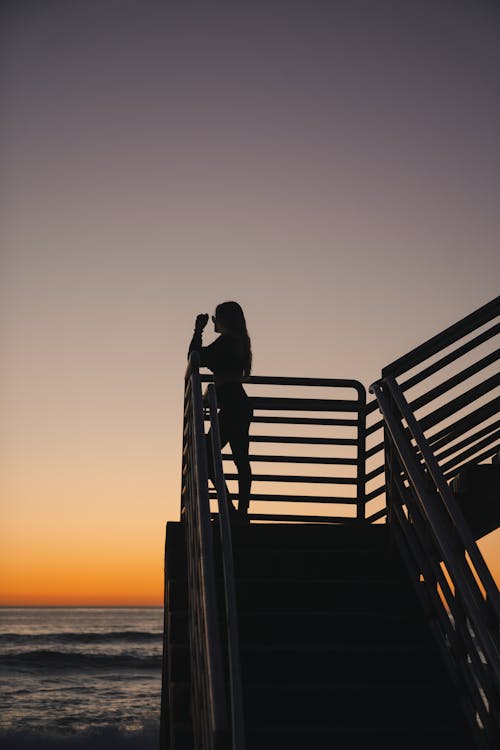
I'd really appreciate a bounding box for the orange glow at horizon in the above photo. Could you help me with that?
[0,534,166,606]
[0,534,166,607]
[0,461,181,607]
[2,421,500,607]
[2,512,499,608]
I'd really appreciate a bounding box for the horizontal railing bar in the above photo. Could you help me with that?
[382,376,500,619]
[366,465,385,482]
[251,416,358,426]
[382,295,499,378]
[250,396,361,412]
[443,443,500,478]
[439,434,500,474]
[366,418,384,436]
[222,453,358,466]
[245,513,360,523]
[407,350,499,414]
[249,435,358,446]
[419,374,500,432]
[365,486,386,502]
[427,398,500,451]
[365,508,387,522]
[209,492,358,504]
[366,441,384,459]
[201,374,365,390]
[365,399,380,415]
[434,424,500,462]
[399,321,500,393]
[224,473,357,484]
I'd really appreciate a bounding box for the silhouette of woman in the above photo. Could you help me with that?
[188,301,253,522]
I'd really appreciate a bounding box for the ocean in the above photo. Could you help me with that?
[0,607,164,749]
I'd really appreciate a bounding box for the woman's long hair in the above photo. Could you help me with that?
[215,301,252,376]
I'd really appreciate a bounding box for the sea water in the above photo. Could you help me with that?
[0,607,164,749]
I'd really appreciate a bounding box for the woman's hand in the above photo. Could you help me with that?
[195,313,209,332]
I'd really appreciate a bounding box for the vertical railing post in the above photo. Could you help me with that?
[356,384,367,522]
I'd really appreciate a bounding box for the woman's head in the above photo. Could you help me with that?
[214,301,252,375]
[213,301,246,333]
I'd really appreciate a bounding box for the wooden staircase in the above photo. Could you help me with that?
[162,520,477,749]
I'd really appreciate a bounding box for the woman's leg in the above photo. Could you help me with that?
[206,418,235,510]
[228,412,252,516]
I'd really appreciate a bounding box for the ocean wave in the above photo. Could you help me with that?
[0,650,162,671]
[0,631,162,645]
[0,722,159,750]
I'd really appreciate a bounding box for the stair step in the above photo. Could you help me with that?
[237,609,432,647]
[234,577,420,612]
[243,683,470,731]
[240,643,453,685]
[168,609,432,647]
[161,521,478,749]
[170,721,195,750]
[245,725,476,750]
[228,544,407,580]
[168,576,420,613]
[226,522,390,549]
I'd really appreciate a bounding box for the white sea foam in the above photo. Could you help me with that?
[0,608,164,739]
[0,722,159,750]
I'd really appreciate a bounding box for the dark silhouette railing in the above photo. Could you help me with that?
[180,353,228,749]
[364,395,387,522]
[201,374,367,523]
[206,384,245,750]
[166,297,499,749]
[370,295,500,748]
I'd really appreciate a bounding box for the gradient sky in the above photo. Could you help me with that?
[2,0,499,605]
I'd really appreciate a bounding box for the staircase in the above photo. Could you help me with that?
[232,521,480,748]
[164,520,477,749]
[160,295,500,750]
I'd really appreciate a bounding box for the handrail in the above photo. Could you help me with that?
[382,295,500,379]
[200,374,368,523]
[385,377,500,621]
[369,296,500,747]
[207,384,246,750]
[364,396,386,522]
[174,296,499,748]
[370,383,500,745]
[181,352,228,749]
[372,379,500,745]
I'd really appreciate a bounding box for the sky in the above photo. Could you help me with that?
[1,0,499,605]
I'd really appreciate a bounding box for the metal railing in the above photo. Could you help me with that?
[201,374,368,523]
[370,295,500,748]
[174,296,499,748]
[181,353,228,750]
[206,384,245,750]
[364,395,387,522]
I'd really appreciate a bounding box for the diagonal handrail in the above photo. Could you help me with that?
[369,295,500,747]
[386,377,500,622]
[382,295,500,379]
[207,384,246,750]
[370,381,500,746]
